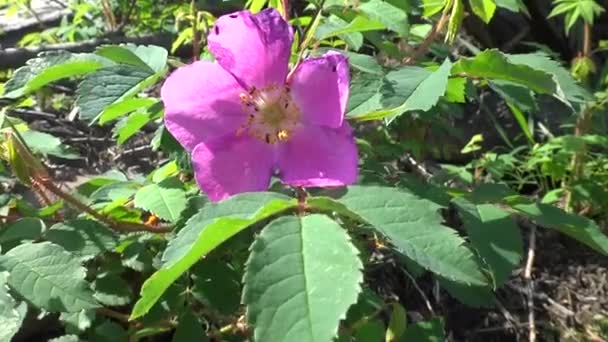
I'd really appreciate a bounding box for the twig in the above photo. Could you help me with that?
[281,0,290,21]
[114,0,136,32]
[506,283,575,318]
[191,0,200,61]
[524,225,537,342]
[37,178,171,233]
[0,33,175,69]
[402,268,435,315]
[403,10,450,64]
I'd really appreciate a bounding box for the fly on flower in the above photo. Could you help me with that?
[161,8,358,202]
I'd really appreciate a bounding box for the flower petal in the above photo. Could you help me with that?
[208,9,293,89]
[277,124,358,187]
[289,51,349,128]
[161,61,246,151]
[192,135,275,201]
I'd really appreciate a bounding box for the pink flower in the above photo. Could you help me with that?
[161,9,358,202]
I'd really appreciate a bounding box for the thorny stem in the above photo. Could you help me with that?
[36,178,171,233]
[403,9,451,64]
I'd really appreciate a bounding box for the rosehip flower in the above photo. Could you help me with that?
[161,8,357,201]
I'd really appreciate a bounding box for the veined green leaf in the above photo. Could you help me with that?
[76,65,158,122]
[0,271,27,342]
[96,44,168,73]
[243,214,363,342]
[359,0,408,36]
[130,193,296,319]
[309,186,489,286]
[3,52,109,99]
[452,49,556,94]
[134,179,187,223]
[511,202,608,255]
[0,242,99,312]
[453,198,522,287]
[469,0,497,23]
[353,58,452,122]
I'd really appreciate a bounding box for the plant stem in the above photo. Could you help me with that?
[37,178,171,233]
[583,22,592,57]
[403,9,450,64]
[564,107,593,212]
[281,0,289,21]
[191,0,200,61]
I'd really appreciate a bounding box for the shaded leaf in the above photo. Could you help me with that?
[44,219,119,261]
[453,198,522,287]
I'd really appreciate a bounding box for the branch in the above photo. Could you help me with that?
[0,33,175,69]
[403,10,450,64]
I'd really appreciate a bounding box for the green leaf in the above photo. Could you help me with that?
[191,259,241,314]
[172,312,208,342]
[354,59,452,122]
[469,0,497,23]
[346,72,384,116]
[92,274,133,306]
[505,52,593,110]
[44,219,119,261]
[489,80,537,112]
[354,319,385,342]
[438,276,495,307]
[134,180,187,222]
[453,199,522,287]
[98,97,157,125]
[319,14,386,38]
[2,52,108,99]
[76,65,156,122]
[48,335,82,342]
[446,77,466,103]
[345,51,384,75]
[130,193,296,320]
[400,317,445,341]
[0,217,44,244]
[446,0,464,43]
[452,49,556,94]
[60,310,95,334]
[359,0,408,36]
[243,214,363,342]
[92,321,128,342]
[0,271,27,342]
[20,130,80,159]
[421,0,446,17]
[113,111,154,144]
[0,242,99,312]
[511,202,608,255]
[386,303,407,342]
[309,186,488,286]
[96,44,168,73]
[494,0,527,13]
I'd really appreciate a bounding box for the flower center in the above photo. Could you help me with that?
[237,84,300,144]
